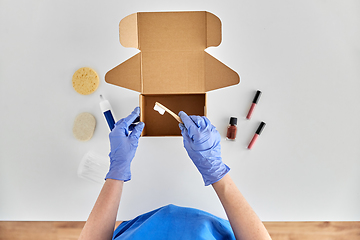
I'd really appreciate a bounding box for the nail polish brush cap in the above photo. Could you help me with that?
[229,117,237,125]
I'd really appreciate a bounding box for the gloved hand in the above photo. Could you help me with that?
[105,107,145,181]
[178,111,230,186]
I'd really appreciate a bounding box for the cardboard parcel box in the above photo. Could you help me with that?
[105,11,240,136]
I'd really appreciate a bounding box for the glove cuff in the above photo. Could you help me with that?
[105,169,131,182]
[203,164,230,186]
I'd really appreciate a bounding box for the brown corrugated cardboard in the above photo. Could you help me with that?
[105,11,240,136]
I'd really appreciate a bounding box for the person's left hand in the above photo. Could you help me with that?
[178,111,229,186]
[105,107,145,181]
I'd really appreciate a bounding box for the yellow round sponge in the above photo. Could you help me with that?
[72,67,99,95]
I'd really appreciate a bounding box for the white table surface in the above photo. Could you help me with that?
[1,0,359,221]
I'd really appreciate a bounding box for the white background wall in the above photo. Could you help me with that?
[1,0,359,221]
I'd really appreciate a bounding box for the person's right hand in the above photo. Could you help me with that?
[178,111,230,186]
[105,107,144,182]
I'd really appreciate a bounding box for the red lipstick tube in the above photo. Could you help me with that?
[248,122,266,149]
[246,90,262,119]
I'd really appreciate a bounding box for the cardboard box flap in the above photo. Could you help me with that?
[206,12,222,48]
[119,11,221,51]
[119,13,138,48]
[141,51,205,94]
[106,11,239,95]
[204,52,240,91]
[105,53,141,92]
[139,12,206,51]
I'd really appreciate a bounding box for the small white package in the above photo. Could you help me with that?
[78,151,110,184]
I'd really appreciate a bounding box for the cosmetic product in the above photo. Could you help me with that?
[246,90,262,119]
[153,102,182,123]
[99,95,116,131]
[226,117,237,140]
[248,122,266,149]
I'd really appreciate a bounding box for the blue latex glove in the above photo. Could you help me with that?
[178,111,230,186]
[105,107,145,181]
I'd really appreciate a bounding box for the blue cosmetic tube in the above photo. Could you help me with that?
[99,95,116,131]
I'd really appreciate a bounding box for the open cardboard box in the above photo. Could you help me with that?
[105,11,240,136]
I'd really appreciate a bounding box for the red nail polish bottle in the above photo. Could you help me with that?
[226,117,237,140]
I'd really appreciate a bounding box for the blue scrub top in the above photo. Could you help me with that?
[113,204,235,240]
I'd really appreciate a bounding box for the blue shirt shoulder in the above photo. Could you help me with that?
[113,204,235,240]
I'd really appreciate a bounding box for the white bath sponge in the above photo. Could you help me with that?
[73,112,96,141]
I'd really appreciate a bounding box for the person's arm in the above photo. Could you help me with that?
[78,179,123,240]
[178,111,271,240]
[78,107,144,240]
[212,174,271,240]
